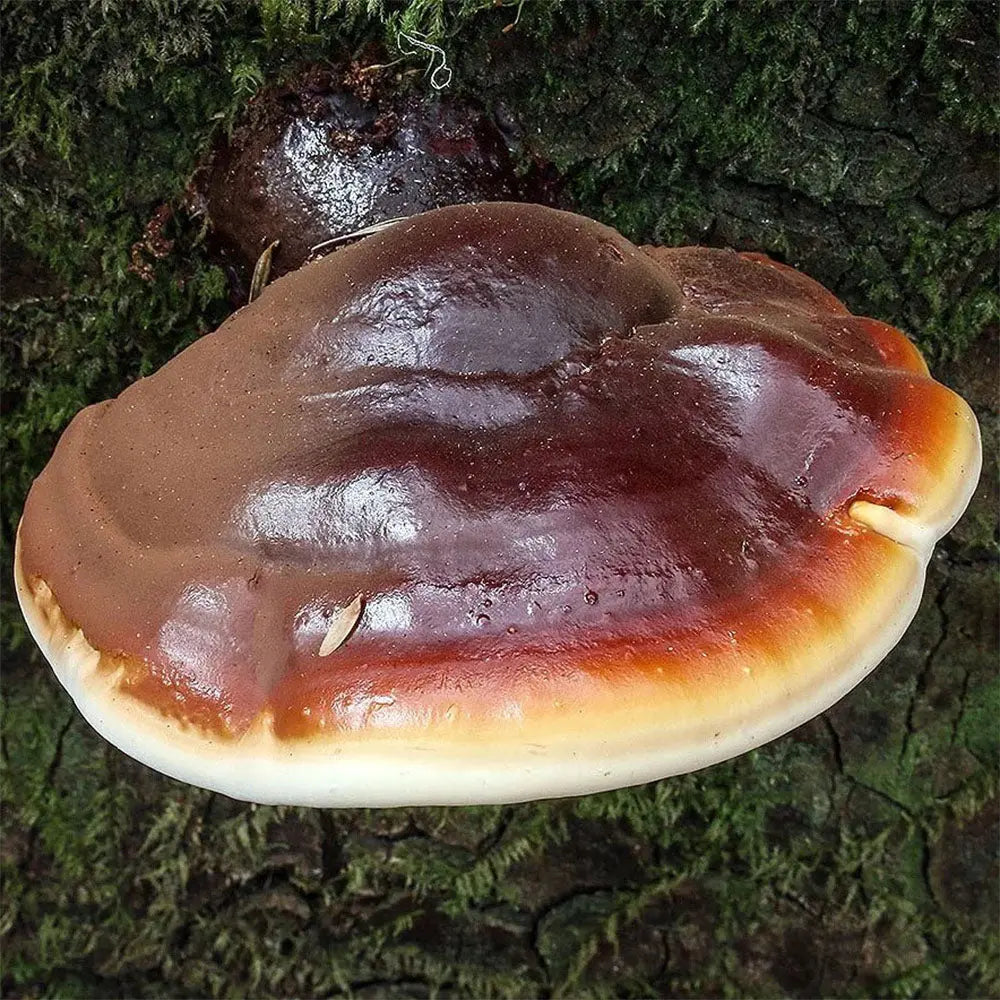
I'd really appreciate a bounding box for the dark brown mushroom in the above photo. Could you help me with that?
[194,69,560,291]
[15,203,981,805]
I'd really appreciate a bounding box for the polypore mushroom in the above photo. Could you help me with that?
[195,68,559,289]
[15,203,981,806]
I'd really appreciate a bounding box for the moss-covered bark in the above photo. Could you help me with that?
[2,2,997,997]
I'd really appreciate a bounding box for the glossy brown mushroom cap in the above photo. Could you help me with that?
[16,203,980,805]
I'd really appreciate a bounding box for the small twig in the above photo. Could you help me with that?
[397,30,452,90]
[309,216,410,255]
[358,57,405,74]
[502,0,526,33]
[248,239,279,303]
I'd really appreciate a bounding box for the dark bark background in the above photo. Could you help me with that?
[1,2,997,997]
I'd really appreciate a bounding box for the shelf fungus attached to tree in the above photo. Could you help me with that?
[15,203,981,806]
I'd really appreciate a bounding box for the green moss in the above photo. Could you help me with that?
[956,675,1000,761]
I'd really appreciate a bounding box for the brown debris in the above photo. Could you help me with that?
[128,204,175,282]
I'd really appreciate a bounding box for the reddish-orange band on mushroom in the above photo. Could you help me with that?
[15,203,980,806]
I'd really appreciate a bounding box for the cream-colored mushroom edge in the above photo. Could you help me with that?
[13,392,979,807]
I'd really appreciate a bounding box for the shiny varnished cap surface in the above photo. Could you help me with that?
[19,203,975,743]
[200,78,560,283]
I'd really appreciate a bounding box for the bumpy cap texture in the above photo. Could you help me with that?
[16,203,981,805]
